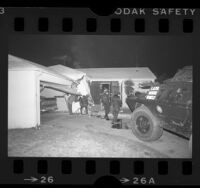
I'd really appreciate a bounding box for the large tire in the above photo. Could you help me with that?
[131,105,163,141]
[189,134,192,156]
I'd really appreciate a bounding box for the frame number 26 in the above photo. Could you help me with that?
[40,176,54,184]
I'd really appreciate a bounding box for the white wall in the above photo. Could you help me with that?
[8,70,37,129]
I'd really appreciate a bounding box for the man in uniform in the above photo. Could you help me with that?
[100,88,110,120]
[111,92,122,124]
[79,95,89,115]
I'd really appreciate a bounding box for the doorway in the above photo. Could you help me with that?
[100,83,111,93]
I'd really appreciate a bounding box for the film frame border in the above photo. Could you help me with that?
[0,7,200,185]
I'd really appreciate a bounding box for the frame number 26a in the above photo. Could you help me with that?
[133,177,155,185]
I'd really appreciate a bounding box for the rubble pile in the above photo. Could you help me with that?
[170,66,192,82]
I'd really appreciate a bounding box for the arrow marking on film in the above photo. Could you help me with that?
[24,177,38,182]
[120,177,130,184]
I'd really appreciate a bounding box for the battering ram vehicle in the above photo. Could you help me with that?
[126,66,192,152]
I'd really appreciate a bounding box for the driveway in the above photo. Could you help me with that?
[8,112,191,158]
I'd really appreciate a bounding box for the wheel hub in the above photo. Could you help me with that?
[136,115,151,134]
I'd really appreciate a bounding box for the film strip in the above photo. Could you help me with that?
[0,6,200,186]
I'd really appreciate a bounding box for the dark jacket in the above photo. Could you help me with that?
[79,96,88,107]
[111,95,122,111]
[101,93,110,106]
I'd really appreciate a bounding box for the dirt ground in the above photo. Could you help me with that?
[8,112,191,158]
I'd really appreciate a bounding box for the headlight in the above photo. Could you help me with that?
[156,105,163,113]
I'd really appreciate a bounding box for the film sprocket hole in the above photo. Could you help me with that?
[0,6,199,186]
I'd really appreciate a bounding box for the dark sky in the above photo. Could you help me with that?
[9,35,197,78]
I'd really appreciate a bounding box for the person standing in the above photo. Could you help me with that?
[88,95,94,117]
[111,92,122,124]
[79,95,89,115]
[100,89,110,120]
[67,94,76,115]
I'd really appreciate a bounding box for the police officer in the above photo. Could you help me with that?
[79,95,89,115]
[100,88,110,120]
[111,92,122,124]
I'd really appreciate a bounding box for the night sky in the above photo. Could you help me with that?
[9,35,196,78]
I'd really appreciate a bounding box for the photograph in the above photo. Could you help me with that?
[8,35,193,158]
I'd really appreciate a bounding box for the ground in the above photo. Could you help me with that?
[8,112,191,158]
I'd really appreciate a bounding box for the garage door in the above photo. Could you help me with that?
[40,81,79,95]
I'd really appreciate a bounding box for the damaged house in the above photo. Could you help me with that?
[78,67,157,109]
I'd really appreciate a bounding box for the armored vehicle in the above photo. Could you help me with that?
[126,66,192,151]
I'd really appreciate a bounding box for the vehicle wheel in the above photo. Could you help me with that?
[130,105,163,141]
[189,134,192,156]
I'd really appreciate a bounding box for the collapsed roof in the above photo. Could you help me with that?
[49,64,87,80]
